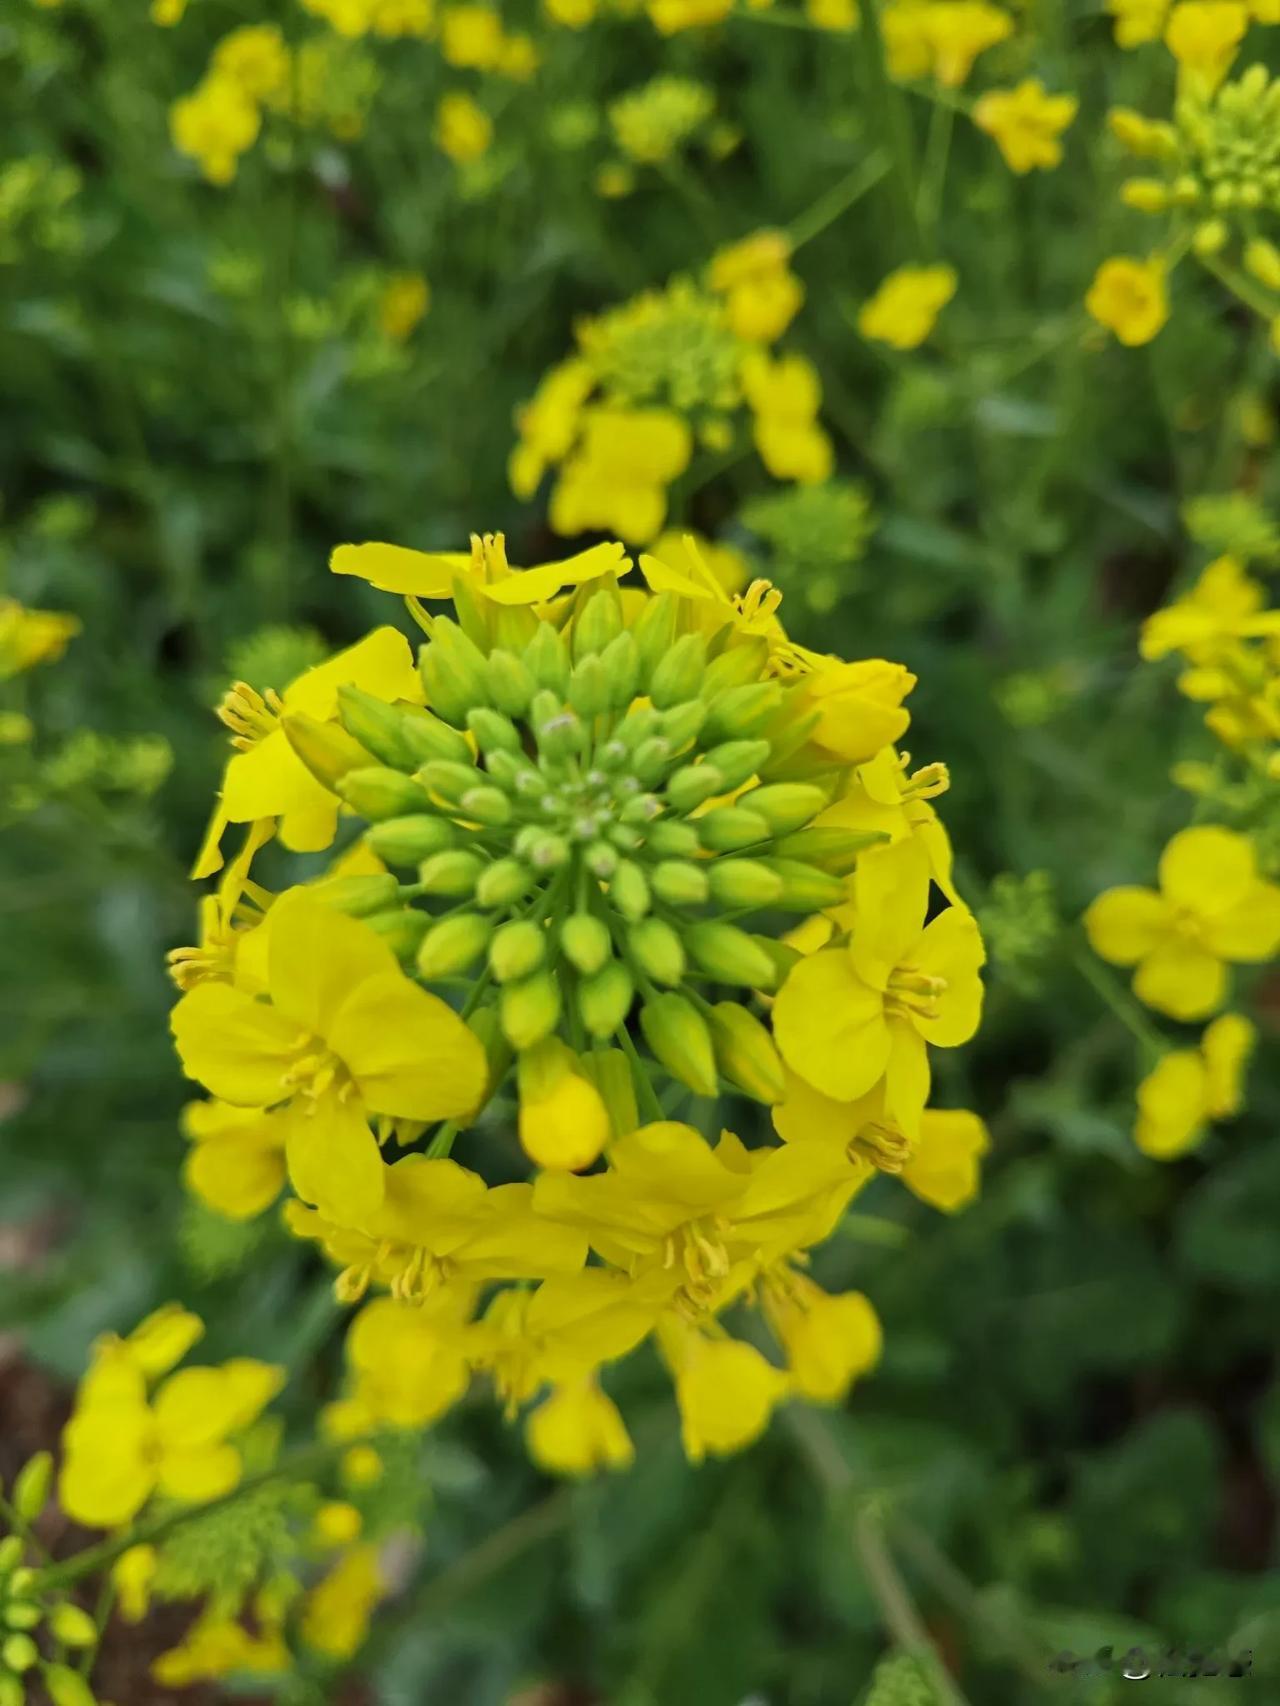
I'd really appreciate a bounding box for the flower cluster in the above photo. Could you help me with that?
[882,0,1015,88]
[1084,546,1280,1157]
[510,239,826,542]
[168,526,988,1469]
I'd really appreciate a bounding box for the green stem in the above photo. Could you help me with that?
[859,0,922,254]
[1070,944,1166,1059]
[916,97,954,240]
[1198,251,1278,322]
[788,150,893,251]
[616,1023,665,1122]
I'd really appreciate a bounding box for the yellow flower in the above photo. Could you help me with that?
[331,531,630,603]
[899,1107,990,1209]
[0,598,80,680]
[646,0,734,31]
[1140,556,1280,663]
[181,1099,288,1219]
[973,79,1077,173]
[526,1378,635,1474]
[708,230,805,343]
[652,528,750,596]
[509,358,595,497]
[740,351,833,483]
[545,0,598,22]
[657,1319,789,1460]
[301,1544,385,1659]
[435,91,493,162]
[192,624,420,878]
[759,1270,880,1400]
[1164,0,1247,93]
[792,659,917,764]
[170,76,261,186]
[1085,826,1280,1019]
[440,3,505,67]
[59,1334,283,1529]
[517,1037,611,1170]
[1134,1013,1255,1157]
[113,1545,158,1623]
[773,836,985,1134]
[151,0,189,23]
[211,25,291,101]
[1085,256,1169,346]
[549,406,692,542]
[1109,0,1169,45]
[883,0,1014,87]
[377,271,430,341]
[338,1294,471,1425]
[857,264,957,350]
[153,1609,290,1685]
[171,891,487,1220]
[807,0,859,28]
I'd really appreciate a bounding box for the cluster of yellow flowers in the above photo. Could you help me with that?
[165,526,988,1471]
[510,234,828,543]
[541,0,857,33]
[1085,550,1280,1157]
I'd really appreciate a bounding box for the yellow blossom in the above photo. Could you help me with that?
[708,230,805,343]
[435,91,492,162]
[181,1099,288,1219]
[526,1378,636,1474]
[153,1610,289,1685]
[1085,826,1280,1019]
[170,76,261,185]
[657,1319,789,1460]
[646,0,734,31]
[550,406,692,541]
[883,0,1014,87]
[440,3,505,67]
[331,531,630,603]
[1164,0,1247,93]
[741,350,833,483]
[759,1270,880,1400]
[211,26,291,101]
[377,271,430,341]
[1140,556,1280,662]
[973,79,1078,173]
[0,598,80,680]
[301,1544,385,1659]
[1134,1014,1255,1157]
[807,0,859,28]
[1085,256,1169,346]
[858,264,957,350]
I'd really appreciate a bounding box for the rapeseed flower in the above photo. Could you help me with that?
[883,0,1014,87]
[858,265,957,349]
[1085,256,1169,345]
[973,80,1078,174]
[709,230,805,343]
[435,91,493,161]
[0,598,79,679]
[1134,1013,1255,1156]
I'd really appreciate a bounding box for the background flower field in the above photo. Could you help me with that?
[2,0,1280,1701]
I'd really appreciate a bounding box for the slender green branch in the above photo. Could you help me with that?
[858,0,923,254]
[788,150,892,251]
[1070,944,1166,1059]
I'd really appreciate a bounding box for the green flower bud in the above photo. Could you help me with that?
[578,961,635,1038]
[418,849,485,896]
[309,873,401,916]
[666,763,725,813]
[609,859,651,921]
[419,759,484,806]
[48,1604,98,1649]
[585,840,619,878]
[467,707,522,756]
[1,1633,36,1673]
[607,822,644,853]
[396,704,473,767]
[484,750,537,793]
[501,969,562,1049]
[475,856,534,908]
[580,1046,638,1138]
[364,908,430,959]
[419,619,491,726]
[337,767,432,820]
[281,712,375,790]
[771,826,886,872]
[523,622,571,694]
[703,681,784,741]
[649,633,707,708]
[707,1002,786,1103]
[764,857,846,909]
[368,814,459,866]
[687,921,777,988]
[4,1602,40,1630]
[646,819,700,857]
[417,911,492,977]
[523,830,571,870]
[651,858,710,906]
[0,1672,21,1706]
[568,654,609,719]
[703,739,771,791]
[561,912,612,975]
[632,736,674,786]
[43,1663,98,1706]
[572,584,624,658]
[459,785,512,827]
[738,782,827,835]
[629,916,686,985]
[0,1537,22,1575]
[335,686,421,769]
[640,994,718,1097]
[707,859,784,908]
[485,647,537,717]
[535,706,587,762]
[631,589,678,679]
[657,700,706,752]
[697,806,770,852]
[599,630,641,708]
[614,703,661,752]
[12,1454,51,1525]
[703,635,769,694]
[490,919,546,982]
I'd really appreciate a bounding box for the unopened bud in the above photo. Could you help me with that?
[281,712,375,790]
[646,819,700,857]
[490,919,546,982]
[629,916,685,985]
[459,785,512,827]
[702,739,771,792]
[697,806,770,852]
[572,584,624,659]
[763,857,846,909]
[578,961,635,1038]
[475,856,534,908]
[707,1002,786,1103]
[396,704,473,767]
[310,873,401,916]
[640,994,718,1098]
[703,636,769,694]
[771,826,885,871]
[418,618,491,725]
[568,654,610,719]
[523,622,571,694]
[418,849,484,896]
[657,700,706,752]
[1119,177,1170,213]
[467,706,521,755]
[48,1603,99,1649]
[649,633,707,707]
[43,1664,98,1706]
[666,764,725,813]
[631,590,679,679]
[632,736,673,786]
[337,766,432,819]
[501,970,562,1049]
[561,913,612,975]
[651,859,710,906]
[364,908,429,959]
[599,630,641,708]
[738,782,827,835]
[1193,218,1228,257]
[367,814,457,866]
[704,681,783,740]
[707,858,784,908]
[12,1453,51,1524]
[2,1633,37,1673]
[609,860,650,922]
[687,921,777,988]
[336,686,420,769]
[485,647,537,717]
[1245,237,1280,290]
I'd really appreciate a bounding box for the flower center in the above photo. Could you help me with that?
[886,966,947,1020]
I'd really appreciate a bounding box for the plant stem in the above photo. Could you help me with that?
[1070,944,1166,1059]
[616,1023,666,1122]
[788,150,892,251]
[859,0,923,255]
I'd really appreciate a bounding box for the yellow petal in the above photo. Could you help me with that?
[1157,824,1255,911]
[170,981,300,1106]
[481,541,631,604]
[185,1137,287,1220]
[330,542,468,596]
[1134,1051,1208,1158]
[124,1304,205,1377]
[58,1445,155,1530]
[772,1068,878,1147]
[1201,1013,1255,1118]
[328,970,488,1121]
[526,1380,635,1476]
[1133,939,1226,1020]
[913,907,986,1047]
[1083,885,1168,966]
[666,1333,788,1462]
[1201,879,1280,962]
[285,1095,386,1223]
[266,890,397,1038]
[221,731,333,825]
[882,1018,931,1137]
[902,1108,990,1209]
[283,626,421,719]
[775,1287,881,1402]
[773,950,891,1101]
[112,1545,158,1623]
[155,1441,242,1504]
[850,836,931,987]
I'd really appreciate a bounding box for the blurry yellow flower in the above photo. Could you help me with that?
[1164,1,1247,93]
[339,1294,470,1426]
[0,598,80,680]
[741,350,833,483]
[211,25,291,101]
[499,34,540,78]
[858,264,957,350]
[759,1271,880,1400]
[1085,256,1168,346]
[550,406,692,542]
[708,230,805,343]
[653,528,750,595]
[153,1612,289,1685]
[59,1336,282,1529]
[301,1544,385,1659]
[440,3,504,67]
[646,0,734,31]
[545,0,598,23]
[807,0,859,28]
[883,0,1014,87]
[509,358,595,497]
[113,1545,158,1623]
[526,1378,635,1474]
[973,79,1077,173]
[435,91,493,162]
[1134,1013,1255,1157]
[595,161,636,198]
[1109,0,1169,45]
[370,0,437,32]
[609,76,714,164]
[1141,555,1280,663]
[151,0,189,23]
[1085,826,1280,1019]
[658,1320,788,1460]
[171,891,487,1219]
[377,271,430,340]
[182,1099,288,1220]
[170,76,261,185]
